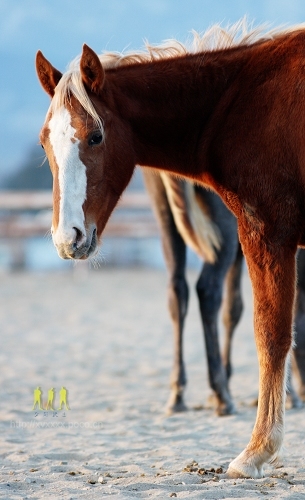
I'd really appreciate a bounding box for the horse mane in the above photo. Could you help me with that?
[49,19,303,131]
[98,19,272,68]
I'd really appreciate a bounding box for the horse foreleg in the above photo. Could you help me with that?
[222,241,244,380]
[228,236,296,478]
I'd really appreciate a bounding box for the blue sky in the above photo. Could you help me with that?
[1,0,305,180]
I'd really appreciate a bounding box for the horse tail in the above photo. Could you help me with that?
[160,172,222,263]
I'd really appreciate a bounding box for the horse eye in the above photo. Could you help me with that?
[88,132,103,146]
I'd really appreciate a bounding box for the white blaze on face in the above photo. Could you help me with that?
[48,106,87,248]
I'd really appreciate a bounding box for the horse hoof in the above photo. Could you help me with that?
[286,394,303,409]
[166,403,188,417]
[206,393,236,416]
[227,453,264,479]
[216,402,236,416]
[225,463,262,479]
[166,401,188,415]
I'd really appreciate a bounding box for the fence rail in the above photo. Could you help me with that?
[0,190,159,238]
[0,190,152,210]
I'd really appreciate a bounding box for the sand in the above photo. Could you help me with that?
[0,266,304,499]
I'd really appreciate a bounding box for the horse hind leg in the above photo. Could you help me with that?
[285,358,302,409]
[195,191,238,416]
[196,261,236,416]
[166,253,189,414]
[222,241,244,380]
[160,223,189,414]
[285,248,303,409]
[143,172,188,414]
[292,248,305,401]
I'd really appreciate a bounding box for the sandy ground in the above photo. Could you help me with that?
[0,265,304,499]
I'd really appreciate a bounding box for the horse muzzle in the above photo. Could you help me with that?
[53,225,98,260]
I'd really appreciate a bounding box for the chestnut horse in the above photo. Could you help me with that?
[36,22,305,478]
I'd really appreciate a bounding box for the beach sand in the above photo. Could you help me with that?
[0,266,304,499]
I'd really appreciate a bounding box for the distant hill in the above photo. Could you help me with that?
[0,143,145,191]
[1,145,52,190]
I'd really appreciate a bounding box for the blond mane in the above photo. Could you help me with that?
[49,19,301,131]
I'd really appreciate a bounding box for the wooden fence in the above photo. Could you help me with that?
[0,190,159,239]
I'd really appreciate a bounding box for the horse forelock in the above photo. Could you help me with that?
[48,66,104,134]
[47,18,305,131]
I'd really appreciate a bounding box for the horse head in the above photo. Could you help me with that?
[36,45,135,260]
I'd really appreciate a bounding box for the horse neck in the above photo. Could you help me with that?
[103,48,248,177]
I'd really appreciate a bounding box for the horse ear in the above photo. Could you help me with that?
[80,44,105,94]
[36,51,62,98]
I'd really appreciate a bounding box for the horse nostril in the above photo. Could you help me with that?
[72,227,84,250]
